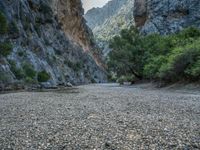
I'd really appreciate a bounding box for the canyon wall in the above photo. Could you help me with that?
[134,0,200,34]
[0,0,107,89]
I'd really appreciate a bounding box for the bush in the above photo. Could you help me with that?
[158,38,200,81]
[0,42,13,56]
[37,70,50,82]
[0,11,8,34]
[9,21,19,35]
[9,60,25,80]
[23,63,36,79]
[185,59,200,79]
[117,75,135,84]
[39,3,52,14]
[143,56,167,79]
[64,60,83,71]
[108,26,200,83]
[18,51,25,57]
[0,70,9,82]
[25,77,36,84]
[74,62,83,72]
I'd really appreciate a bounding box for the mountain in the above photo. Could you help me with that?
[0,0,107,90]
[134,0,200,35]
[84,0,134,56]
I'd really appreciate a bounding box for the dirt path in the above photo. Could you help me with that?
[0,84,199,149]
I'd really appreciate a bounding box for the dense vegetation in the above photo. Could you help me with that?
[0,11,8,34]
[107,26,200,84]
[0,42,13,56]
[37,71,50,82]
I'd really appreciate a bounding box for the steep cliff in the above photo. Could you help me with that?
[84,0,128,31]
[134,0,200,35]
[85,0,134,56]
[0,0,106,89]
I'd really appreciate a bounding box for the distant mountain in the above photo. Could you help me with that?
[84,0,127,30]
[84,0,134,56]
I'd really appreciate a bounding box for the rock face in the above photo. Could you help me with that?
[84,0,134,56]
[0,0,107,89]
[134,0,200,35]
[84,0,128,30]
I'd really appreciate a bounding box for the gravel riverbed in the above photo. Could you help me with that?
[0,84,199,149]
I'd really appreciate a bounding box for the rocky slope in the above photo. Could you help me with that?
[84,0,134,56]
[134,0,200,35]
[0,0,107,90]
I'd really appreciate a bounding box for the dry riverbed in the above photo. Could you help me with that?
[0,84,199,149]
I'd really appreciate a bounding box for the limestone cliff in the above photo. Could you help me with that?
[51,0,93,52]
[84,0,134,57]
[134,0,200,35]
[0,0,107,89]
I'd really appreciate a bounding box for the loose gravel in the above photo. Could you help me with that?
[0,84,199,150]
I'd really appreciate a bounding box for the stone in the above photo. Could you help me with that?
[66,82,73,87]
[134,0,200,35]
[0,0,107,90]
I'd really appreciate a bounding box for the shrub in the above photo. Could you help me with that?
[25,77,36,84]
[9,60,25,80]
[39,3,52,14]
[23,63,36,79]
[37,70,50,82]
[18,51,25,57]
[158,38,200,81]
[177,27,200,39]
[9,21,19,35]
[108,26,200,83]
[185,59,200,79]
[74,62,82,71]
[117,75,135,84]
[64,60,83,71]
[143,56,167,79]
[0,70,9,82]
[0,11,8,34]
[0,42,13,56]
[64,60,73,68]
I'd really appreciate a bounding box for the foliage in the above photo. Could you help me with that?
[0,70,10,82]
[117,75,136,84]
[37,70,50,82]
[107,26,200,83]
[18,51,26,57]
[8,60,25,80]
[0,42,13,57]
[39,3,52,14]
[64,60,83,72]
[0,11,8,34]
[23,63,36,79]
[108,26,143,79]
[9,21,19,35]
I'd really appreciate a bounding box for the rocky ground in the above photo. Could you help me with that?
[0,84,199,149]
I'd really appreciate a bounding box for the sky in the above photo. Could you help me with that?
[82,0,110,13]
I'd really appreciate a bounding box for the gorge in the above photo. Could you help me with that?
[0,1,200,149]
[0,0,107,90]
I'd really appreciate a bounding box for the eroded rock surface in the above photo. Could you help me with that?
[134,0,200,34]
[0,0,106,89]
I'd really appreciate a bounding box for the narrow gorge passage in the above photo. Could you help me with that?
[0,84,199,149]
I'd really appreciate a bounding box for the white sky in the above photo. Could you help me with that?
[82,0,110,12]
